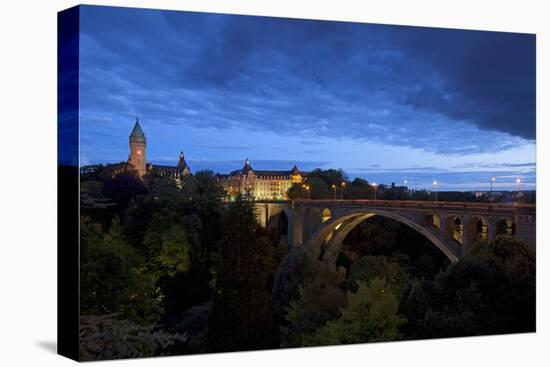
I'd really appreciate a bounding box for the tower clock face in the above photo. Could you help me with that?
[137,150,141,156]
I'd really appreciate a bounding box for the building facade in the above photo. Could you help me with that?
[217,159,305,201]
[127,118,191,179]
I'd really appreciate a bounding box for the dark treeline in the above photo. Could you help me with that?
[287,168,535,203]
[79,164,535,360]
[79,164,288,359]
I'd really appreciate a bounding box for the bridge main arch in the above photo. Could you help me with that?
[303,209,460,264]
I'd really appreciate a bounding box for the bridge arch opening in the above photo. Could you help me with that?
[267,210,290,244]
[466,216,488,245]
[321,208,332,223]
[424,213,441,228]
[305,209,459,264]
[278,210,289,238]
[446,215,464,245]
[495,218,516,236]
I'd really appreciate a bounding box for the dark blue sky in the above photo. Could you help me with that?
[78,5,536,191]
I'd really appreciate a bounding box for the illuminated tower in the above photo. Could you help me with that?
[128,117,147,177]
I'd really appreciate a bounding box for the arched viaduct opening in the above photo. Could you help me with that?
[267,210,289,244]
[304,209,459,265]
[466,216,488,245]
[321,208,332,223]
[278,211,288,238]
[424,213,441,228]
[495,218,516,236]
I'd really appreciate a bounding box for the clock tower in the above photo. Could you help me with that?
[128,117,147,177]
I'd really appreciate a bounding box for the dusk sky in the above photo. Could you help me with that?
[78,5,536,191]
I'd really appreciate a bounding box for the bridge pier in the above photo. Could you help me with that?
[254,201,296,247]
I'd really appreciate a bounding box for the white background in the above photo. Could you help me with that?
[0,0,548,365]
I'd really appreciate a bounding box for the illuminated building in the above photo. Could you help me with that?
[113,118,304,200]
[217,158,305,200]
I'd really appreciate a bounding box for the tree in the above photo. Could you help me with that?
[144,174,185,202]
[101,170,148,212]
[121,171,225,324]
[307,168,347,189]
[343,217,400,256]
[207,196,275,352]
[150,225,191,277]
[79,314,188,361]
[122,195,157,254]
[307,176,330,199]
[287,169,350,200]
[287,182,303,200]
[304,278,406,346]
[421,236,535,337]
[281,274,346,347]
[346,177,373,199]
[80,216,162,323]
[186,170,225,295]
[346,255,410,293]
[398,279,432,339]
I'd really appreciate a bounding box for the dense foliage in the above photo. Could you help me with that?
[79,164,535,359]
[277,218,535,347]
[207,196,276,351]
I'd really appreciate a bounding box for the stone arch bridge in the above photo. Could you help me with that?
[255,199,536,263]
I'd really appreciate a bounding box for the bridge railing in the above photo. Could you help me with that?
[293,199,535,214]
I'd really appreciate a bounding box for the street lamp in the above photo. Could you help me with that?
[490,177,496,194]
[403,179,408,199]
[516,178,521,201]
[371,182,377,200]
[340,182,346,200]
[433,180,438,201]
[305,185,310,199]
[331,184,337,200]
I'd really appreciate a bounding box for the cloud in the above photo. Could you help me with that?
[452,162,536,169]
[353,166,444,172]
[393,28,536,140]
[78,5,536,162]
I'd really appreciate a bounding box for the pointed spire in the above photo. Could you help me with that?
[242,158,253,173]
[177,151,188,169]
[130,116,145,138]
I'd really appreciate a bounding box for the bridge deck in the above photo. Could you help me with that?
[292,199,535,215]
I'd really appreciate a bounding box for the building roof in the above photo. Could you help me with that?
[153,164,179,171]
[130,117,145,138]
[177,151,189,170]
[226,159,305,178]
[254,170,294,177]
[152,151,191,173]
